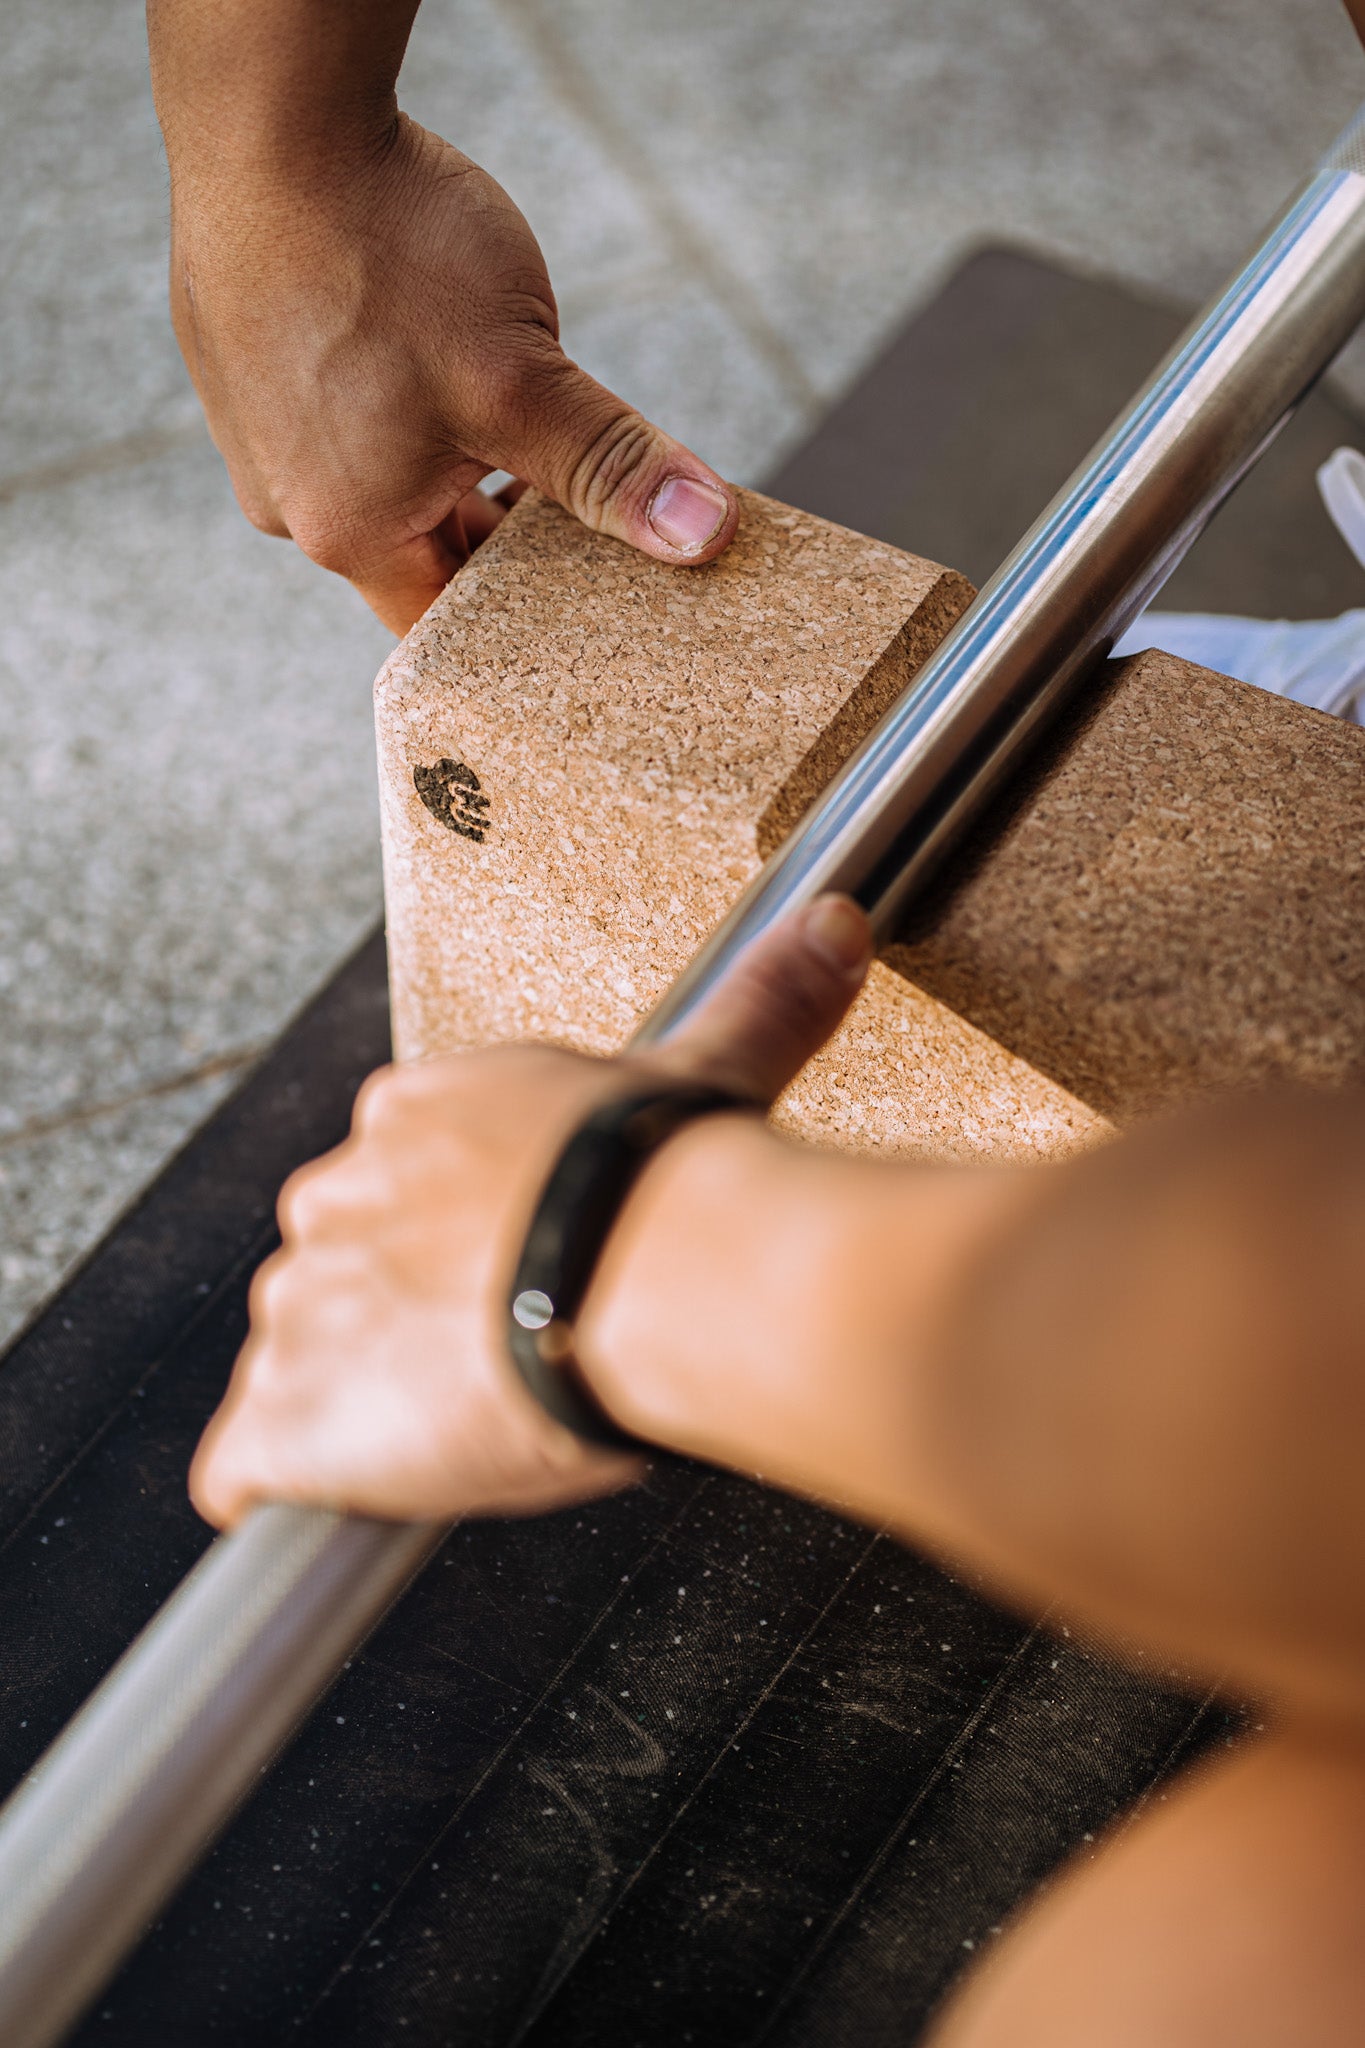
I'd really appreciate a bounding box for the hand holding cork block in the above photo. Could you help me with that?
[375,488,1365,1164]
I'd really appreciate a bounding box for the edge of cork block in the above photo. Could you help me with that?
[754,571,973,856]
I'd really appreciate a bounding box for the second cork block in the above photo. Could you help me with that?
[376,488,1365,1164]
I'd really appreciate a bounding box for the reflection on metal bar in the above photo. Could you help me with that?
[4,107,1365,2048]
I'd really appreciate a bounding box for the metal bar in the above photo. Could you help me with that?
[0,1509,442,2048]
[4,107,1365,2047]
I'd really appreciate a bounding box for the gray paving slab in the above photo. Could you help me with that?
[0,442,392,1342]
[1,0,196,480]
[404,0,817,461]
[403,0,669,296]
[516,0,1365,405]
[559,268,808,487]
[0,1073,237,1349]
[0,443,391,1131]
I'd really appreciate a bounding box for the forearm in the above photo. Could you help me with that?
[580,1092,1365,1727]
[927,1090,1365,1727]
[147,0,419,181]
[579,1115,1020,1535]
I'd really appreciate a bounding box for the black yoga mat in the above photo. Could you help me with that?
[5,245,1359,2046]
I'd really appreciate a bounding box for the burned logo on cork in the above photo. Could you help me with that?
[414,758,490,842]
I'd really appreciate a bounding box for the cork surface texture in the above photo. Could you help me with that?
[893,647,1365,1124]
[377,487,1365,1164]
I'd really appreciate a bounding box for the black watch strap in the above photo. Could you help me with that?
[506,1083,758,1448]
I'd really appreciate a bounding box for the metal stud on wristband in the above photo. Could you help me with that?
[506,1084,759,1448]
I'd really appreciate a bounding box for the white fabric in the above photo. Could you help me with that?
[1113,444,1365,724]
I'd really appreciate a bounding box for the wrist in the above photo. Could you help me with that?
[575,1114,867,1479]
[162,103,401,214]
[149,3,416,199]
[576,1111,1035,1538]
[575,1115,783,1457]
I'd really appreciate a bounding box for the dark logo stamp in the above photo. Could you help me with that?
[413,758,491,842]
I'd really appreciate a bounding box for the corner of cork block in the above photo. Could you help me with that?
[374,487,975,861]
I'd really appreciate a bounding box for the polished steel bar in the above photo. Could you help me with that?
[4,109,1365,2048]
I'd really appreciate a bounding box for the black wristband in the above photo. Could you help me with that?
[506,1084,758,1448]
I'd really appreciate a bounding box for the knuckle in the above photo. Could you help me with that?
[244,1338,300,1409]
[351,1063,406,1137]
[236,468,423,579]
[247,1247,296,1326]
[241,1267,335,1406]
[276,1159,329,1242]
[356,1054,481,1130]
[749,945,826,1036]
[277,483,399,578]
[232,478,290,540]
[566,411,656,524]
[287,507,365,577]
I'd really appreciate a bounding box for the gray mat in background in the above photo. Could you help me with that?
[772,241,1365,616]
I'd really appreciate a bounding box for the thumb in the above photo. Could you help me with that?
[498,349,740,566]
[652,896,873,1104]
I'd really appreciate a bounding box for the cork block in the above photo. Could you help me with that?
[375,489,1365,1165]
[893,649,1365,1125]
